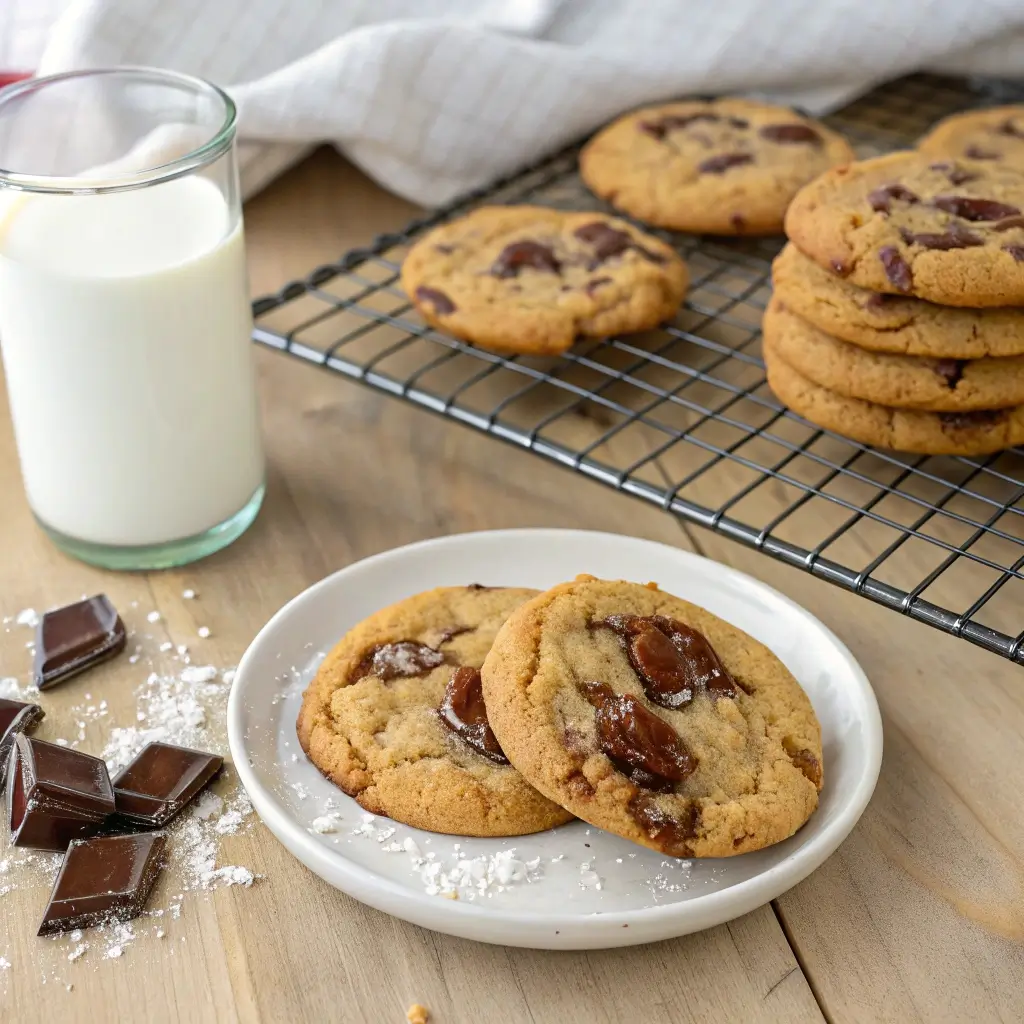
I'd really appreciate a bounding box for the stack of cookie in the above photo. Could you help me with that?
[403,100,853,357]
[297,576,823,860]
[766,151,1024,455]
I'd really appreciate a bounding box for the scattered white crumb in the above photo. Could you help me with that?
[191,792,224,821]
[202,866,254,889]
[197,626,211,639]
[159,642,173,653]
[0,957,10,970]
[68,943,87,962]
[104,946,123,959]
[15,608,39,628]
[146,611,161,623]
[311,815,339,834]
[182,589,196,600]
[180,665,217,685]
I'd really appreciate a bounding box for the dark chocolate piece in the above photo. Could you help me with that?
[759,123,821,145]
[993,215,1024,231]
[996,118,1024,140]
[581,681,696,789]
[639,112,747,139]
[0,698,44,788]
[927,162,979,186]
[37,832,166,936]
[1004,244,1024,262]
[415,285,456,315]
[878,246,913,291]
[783,740,823,787]
[491,241,560,278]
[111,742,223,827]
[7,734,115,850]
[438,666,508,764]
[353,641,445,682]
[629,793,700,857]
[939,409,1008,432]
[573,222,664,267]
[33,594,126,690]
[698,152,754,174]
[900,223,984,250]
[933,359,966,388]
[930,195,1021,221]
[964,145,998,160]
[867,184,919,213]
[594,614,740,708]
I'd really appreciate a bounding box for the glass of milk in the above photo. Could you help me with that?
[0,68,265,569]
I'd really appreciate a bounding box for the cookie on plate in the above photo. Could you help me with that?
[785,152,1024,307]
[763,297,1024,412]
[401,205,688,356]
[918,105,1024,167]
[579,98,854,235]
[481,576,822,858]
[764,331,1024,454]
[296,585,573,837]
[772,242,1024,359]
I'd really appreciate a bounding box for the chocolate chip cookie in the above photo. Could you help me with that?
[764,297,1024,412]
[579,99,854,236]
[401,206,688,356]
[765,332,1024,454]
[296,586,573,836]
[918,105,1024,167]
[785,152,1024,307]
[481,576,822,858]
[772,243,1024,358]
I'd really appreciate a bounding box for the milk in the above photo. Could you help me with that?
[0,175,264,547]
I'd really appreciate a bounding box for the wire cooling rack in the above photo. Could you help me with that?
[252,74,1024,665]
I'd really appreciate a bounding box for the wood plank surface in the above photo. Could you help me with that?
[1,147,1022,1023]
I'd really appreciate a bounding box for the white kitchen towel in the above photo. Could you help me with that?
[6,0,1024,205]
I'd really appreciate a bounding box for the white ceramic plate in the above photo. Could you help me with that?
[228,529,881,949]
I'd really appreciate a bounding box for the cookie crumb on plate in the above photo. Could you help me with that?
[406,1003,430,1024]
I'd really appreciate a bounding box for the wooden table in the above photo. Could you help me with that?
[3,149,1024,1024]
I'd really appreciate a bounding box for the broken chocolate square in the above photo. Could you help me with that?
[7,734,115,850]
[0,697,44,788]
[33,594,126,691]
[112,742,223,827]
[37,831,167,936]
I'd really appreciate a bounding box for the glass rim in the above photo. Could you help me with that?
[0,66,237,195]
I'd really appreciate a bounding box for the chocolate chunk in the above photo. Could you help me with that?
[639,112,747,139]
[964,145,999,160]
[595,615,739,708]
[901,223,984,250]
[867,184,919,213]
[33,595,126,691]
[438,666,508,764]
[111,742,223,827]
[930,195,1021,221]
[928,162,979,186]
[37,832,166,936]
[415,285,456,315]
[433,244,456,254]
[864,292,893,311]
[730,213,747,231]
[573,221,664,266]
[435,625,473,645]
[0,698,44,788]
[629,793,700,857]
[1004,244,1024,262]
[581,681,696,789]
[585,276,613,295]
[7,734,115,850]
[830,259,851,276]
[933,359,966,388]
[996,118,1024,140]
[491,241,560,278]
[354,641,445,682]
[878,246,913,292]
[784,745,823,788]
[939,409,1008,432]
[759,123,821,145]
[994,215,1024,231]
[698,152,754,174]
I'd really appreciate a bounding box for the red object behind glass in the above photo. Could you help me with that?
[0,73,30,88]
